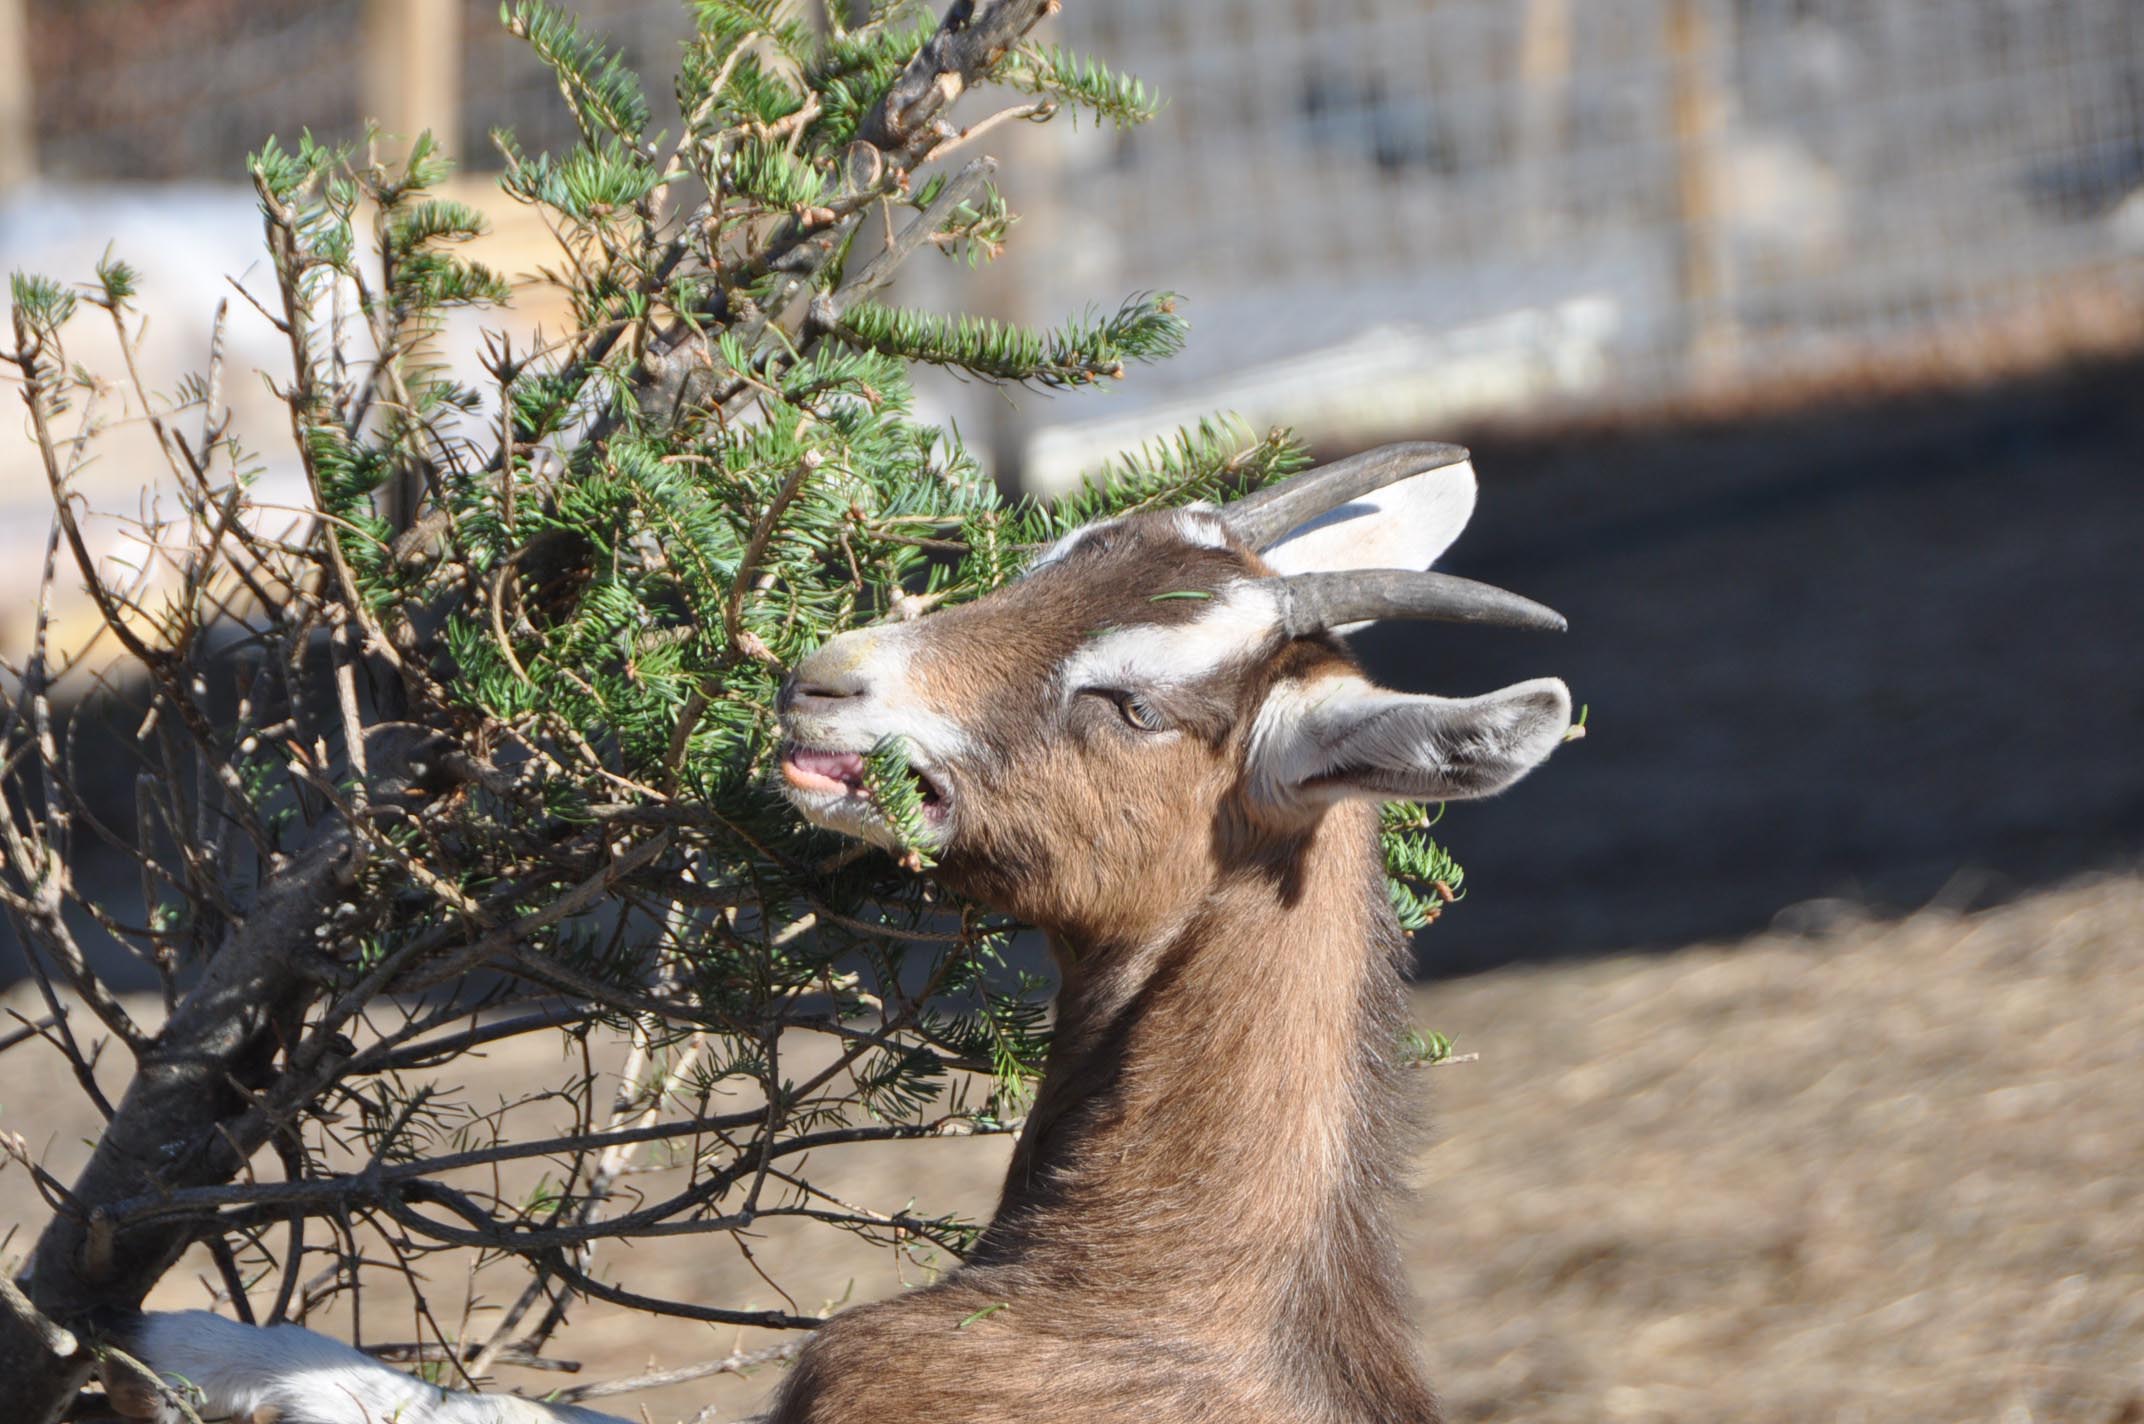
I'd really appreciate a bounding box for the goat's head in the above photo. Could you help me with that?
[777,444,1572,942]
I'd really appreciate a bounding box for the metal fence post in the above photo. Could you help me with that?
[1666,0,1740,385]
[0,0,35,192]
[364,0,464,156]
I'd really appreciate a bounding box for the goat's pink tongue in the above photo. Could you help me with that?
[783,748,867,793]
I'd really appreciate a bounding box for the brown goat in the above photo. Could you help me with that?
[121,444,1572,1424]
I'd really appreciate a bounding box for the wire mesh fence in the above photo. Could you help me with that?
[18,0,697,184]
[21,1,367,184]
[9,0,2144,485]
[1003,0,2144,486]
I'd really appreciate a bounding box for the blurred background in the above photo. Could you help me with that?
[2,2,2140,1420]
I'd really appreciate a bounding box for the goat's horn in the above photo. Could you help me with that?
[1271,569,1568,636]
[1220,441,1472,551]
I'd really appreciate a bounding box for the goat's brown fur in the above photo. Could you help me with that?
[771,515,1442,1423]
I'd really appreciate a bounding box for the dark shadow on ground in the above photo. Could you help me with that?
[1354,357,2144,976]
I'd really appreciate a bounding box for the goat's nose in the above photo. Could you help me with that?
[778,657,869,713]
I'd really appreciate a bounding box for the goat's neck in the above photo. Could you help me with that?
[975,804,1415,1335]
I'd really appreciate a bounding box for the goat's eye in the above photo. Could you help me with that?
[1082,688,1167,733]
[1115,692,1166,732]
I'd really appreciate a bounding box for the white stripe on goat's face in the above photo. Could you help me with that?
[777,494,1569,942]
[1056,580,1286,705]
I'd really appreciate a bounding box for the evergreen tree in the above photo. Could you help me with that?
[0,4,1469,1415]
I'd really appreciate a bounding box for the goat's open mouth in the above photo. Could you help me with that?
[778,744,950,824]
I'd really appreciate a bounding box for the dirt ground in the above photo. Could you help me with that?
[4,870,2140,1422]
[1409,871,2144,1424]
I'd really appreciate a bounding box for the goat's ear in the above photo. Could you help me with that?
[1260,459,1477,577]
[1248,675,1571,809]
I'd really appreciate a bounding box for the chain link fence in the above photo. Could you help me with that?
[18,0,697,182]
[8,0,2143,485]
[1003,0,2144,487]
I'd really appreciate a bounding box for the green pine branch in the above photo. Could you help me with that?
[730,137,831,211]
[835,292,1187,388]
[496,134,662,220]
[864,736,936,868]
[999,43,1162,129]
[1381,803,1467,931]
[1019,418,1311,544]
[504,0,653,150]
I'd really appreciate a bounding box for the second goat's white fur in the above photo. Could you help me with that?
[124,1311,622,1424]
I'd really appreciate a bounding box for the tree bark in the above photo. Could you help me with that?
[6,829,350,1424]
[0,1278,90,1423]
[858,0,1057,160]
